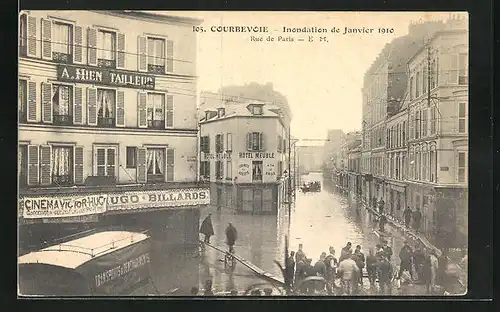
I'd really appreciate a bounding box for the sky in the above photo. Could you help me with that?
[156,11,457,144]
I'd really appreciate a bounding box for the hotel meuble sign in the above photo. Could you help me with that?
[57,64,155,90]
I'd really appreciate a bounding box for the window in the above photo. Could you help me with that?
[147,148,165,183]
[283,138,286,153]
[409,76,414,100]
[252,161,263,182]
[226,160,232,180]
[247,132,264,151]
[457,152,467,183]
[226,133,232,151]
[19,80,27,123]
[200,161,210,179]
[18,145,28,187]
[423,66,428,94]
[402,121,406,145]
[415,111,420,139]
[422,109,427,137]
[218,108,225,118]
[97,89,116,127]
[430,106,437,135]
[52,22,73,62]
[402,155,406,179]
[251,105,263,115]
[147,37,165,73]
[416,71,420,97]
[126,147,136,168]
[19,14,27,56]
[53,85,73,125]
[416,149,421,180]
[458,102,467,133]
[422,149,428,181]
[147,93,165,129]
[215,160,223,180]
[52,146,74,185]
[215,134,224,153]
[278,135,283,152]
[95,147,116,177]
[200,136,210,153]
[458,53,468,85]
[429,148,436,182]
[431,59,437,89]
[97,30,116,67]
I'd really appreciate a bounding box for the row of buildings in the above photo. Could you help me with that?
[18,10,292,257]
[330,16,468,251]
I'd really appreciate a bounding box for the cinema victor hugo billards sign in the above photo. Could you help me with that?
[57,64,155,90]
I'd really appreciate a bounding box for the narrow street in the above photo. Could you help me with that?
[197,172,431,295]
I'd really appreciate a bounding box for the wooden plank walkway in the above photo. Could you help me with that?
[200,240,285,286]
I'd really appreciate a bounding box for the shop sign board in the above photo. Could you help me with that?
[19,194,107,219]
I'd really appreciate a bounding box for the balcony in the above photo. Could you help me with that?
[148,120,165,129]
[148,64,165,74]
[98,117,116,128]
[98,59,116,69]
[53,52,72,64]
[52,175,73,186]
[147,174,165,184]
[53,114,73,126]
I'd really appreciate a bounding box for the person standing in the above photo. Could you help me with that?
[413,247,426,283]
[382,240,393,262]
[314,253,328,278]
[295,243,307,264]
[402,207,413,229]
[328,246,339,288]
[379,214,388,232]
[352,245,366,286]
[340,242,353,262]
[365,248,378,288]
[200,213,214,243]
[295,259,306,286]
[324,254,335,294]
[398,240,414,278]
[377,256,393,295]
[378,198,385,215]
[225,222,238,253]
[286,251,296,288]
[422,252,433,294]
[412,208,422,233]
[337,254,360,295]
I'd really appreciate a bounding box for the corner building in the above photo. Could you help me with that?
[18,9,208,273]
[199,96,290,214]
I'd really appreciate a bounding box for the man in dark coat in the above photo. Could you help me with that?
[412,208,423,233]
[382,240,393,262]
[398,240,414,278]
[378,198,385,215]
[366,248,378,287]
[295,243,307,264]
[402,207,413,228]
[286,251,296,288]
[339,242,353,262]
[352,245,366,285]
[200,213,214,243]
[379,214,388,232]
[225,222,237,253]
[377,256,393,295]
[314,253,327,278]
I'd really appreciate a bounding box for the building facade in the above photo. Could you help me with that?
[296,145,324,174]
[18,11,208,254]
[406,19,468,249]
[199,98,290,214]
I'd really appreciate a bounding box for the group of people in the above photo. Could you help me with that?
[200,213,238,253]
[371,197,423,234]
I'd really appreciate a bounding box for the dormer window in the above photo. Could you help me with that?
[217,108,225,118]
[204,110,217,121]
[249,104,264,115]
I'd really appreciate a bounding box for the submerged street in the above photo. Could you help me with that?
[191,172,431,295]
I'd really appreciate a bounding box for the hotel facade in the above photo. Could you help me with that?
[199,94,290,214]
[18,11,208,257]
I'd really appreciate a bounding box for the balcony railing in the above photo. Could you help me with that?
[53,114,73,126]
[148,64,165,74]
[53,175,73,186]
[147,174,165,184]
[98,59,116,69]
[148,120,165,129]
[53,52,72,64]
[98,117,116,128]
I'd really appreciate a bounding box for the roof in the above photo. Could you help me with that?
[200,102,283,123]
[105,10,204,25]
[18,231,149,270]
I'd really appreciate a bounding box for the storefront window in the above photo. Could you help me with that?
[252,161,263,182]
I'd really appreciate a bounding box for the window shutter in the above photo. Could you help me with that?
[27,81,37,122]
[137,36,147,72]
[207,135,210,153]
[116,90,125,127]
[87,28,97,66]
[116,32,126,69]
[247,133,252,151]
[166,40,174,73]
[137,91,147,128]
[39,145,51,185]
[227,133,232,151]
[74,146,84,184]
[41,82,52,123]
[166,148,174,181]
[87,87,97,125]
[221,134,225,152]
[165,94,174,128]
[73,25,83,64]
[136,147,147,183]
[27,16,37,57]
[259,132,264,150]
[41,19,52,60]
[27,145,39,186]
[73,86,83,124]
